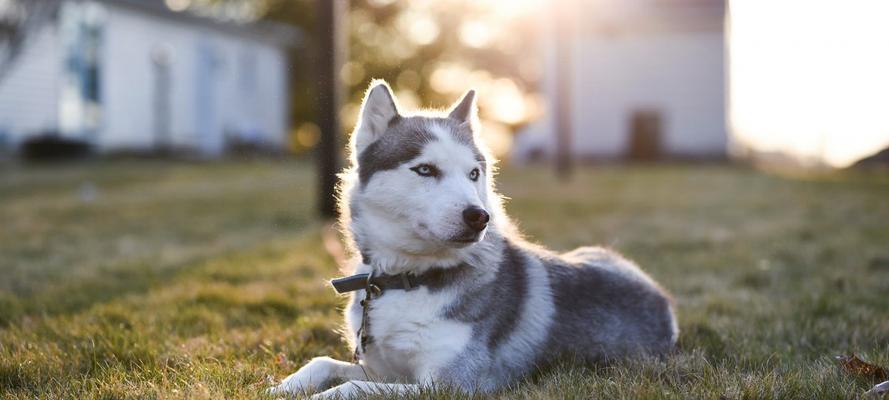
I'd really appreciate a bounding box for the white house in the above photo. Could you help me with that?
[514,0,727,161]
[0,0,297,155]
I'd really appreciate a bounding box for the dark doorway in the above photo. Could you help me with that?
[626,109,663,161]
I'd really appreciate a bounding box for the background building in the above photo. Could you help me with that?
[515,0,727,162]
[0,0,296,155]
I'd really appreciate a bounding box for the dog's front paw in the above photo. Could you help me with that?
[266,383,302,397]
[308,383,360,400]
[267,357,335,396]
[267,373,316,397]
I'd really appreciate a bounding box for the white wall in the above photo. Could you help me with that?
[515,29,726,160]
[0,24,60,147]
[571,31,726,157]
[100,2,289,154]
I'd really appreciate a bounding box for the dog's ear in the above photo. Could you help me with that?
[448,89,477,123]
[353,80,400,153]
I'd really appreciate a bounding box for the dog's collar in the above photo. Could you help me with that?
[330,272,420,294]
[330,261,475,294]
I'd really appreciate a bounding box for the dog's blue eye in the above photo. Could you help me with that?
[411,164,439,177]
[469,168,480,181]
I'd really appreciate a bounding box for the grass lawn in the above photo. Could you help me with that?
[1,160,888,399]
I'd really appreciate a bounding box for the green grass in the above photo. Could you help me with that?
[1,160,888,399]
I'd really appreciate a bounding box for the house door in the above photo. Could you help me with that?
[626,109,663,161]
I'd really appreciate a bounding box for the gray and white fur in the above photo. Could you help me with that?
[270,80,678,398]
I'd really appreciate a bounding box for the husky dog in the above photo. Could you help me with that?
[270,80,678,398]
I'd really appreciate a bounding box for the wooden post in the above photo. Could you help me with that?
[316,0,345,218]
[554,2,574,178]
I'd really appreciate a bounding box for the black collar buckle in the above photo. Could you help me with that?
[366,271,382,296]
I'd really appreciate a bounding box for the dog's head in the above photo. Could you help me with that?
[345,80,495,255]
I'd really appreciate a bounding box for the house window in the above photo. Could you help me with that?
[59,2,105,139]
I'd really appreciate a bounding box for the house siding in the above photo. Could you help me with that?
[0,0,290,155]
[571,31,726,157]
[0,24,61,146]
[100,2,289,154]
[513,2,727,161]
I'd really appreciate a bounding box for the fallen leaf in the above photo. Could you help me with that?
[837,354,889,383]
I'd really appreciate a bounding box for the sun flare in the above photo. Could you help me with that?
[730,0,889,167]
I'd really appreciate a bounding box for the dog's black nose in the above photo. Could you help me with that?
[462,206,490,232]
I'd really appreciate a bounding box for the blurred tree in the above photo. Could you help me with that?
[335,0,543,136]
[262,0,543,153]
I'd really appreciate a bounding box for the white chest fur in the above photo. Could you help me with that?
[345,285,472,383]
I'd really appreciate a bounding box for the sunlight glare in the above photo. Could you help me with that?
[481,120,513,157]
[367,0,396,7]
[485,78,526,125]
[430,63,471,94]
[164,0,190,12]
[459,20,494,48]
[730,0,889,167]
[401,12,439,45]
[477,0,545,19]
[295,123,320,148]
